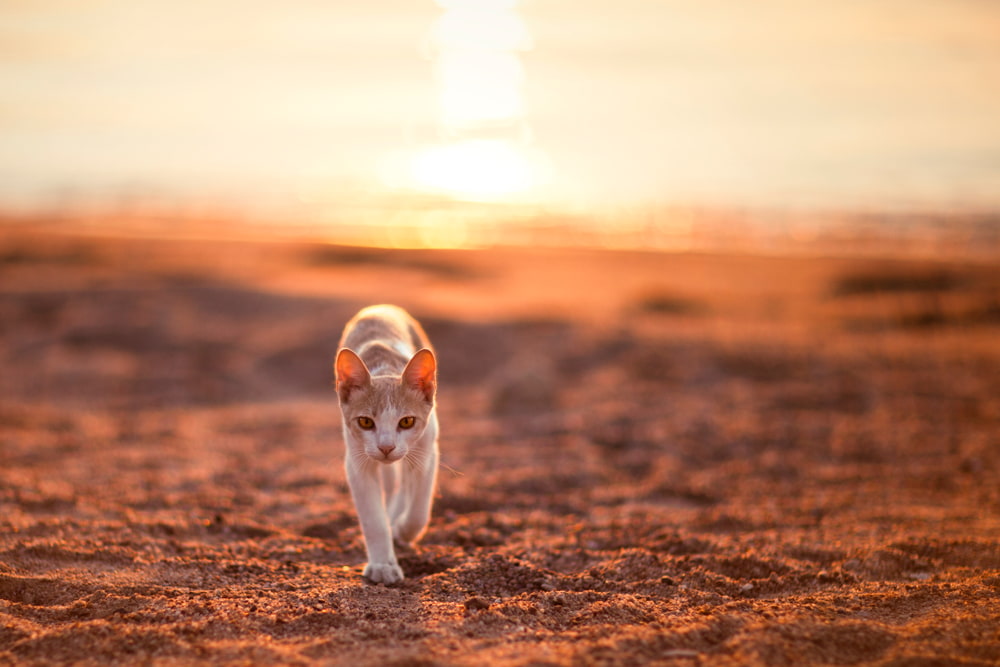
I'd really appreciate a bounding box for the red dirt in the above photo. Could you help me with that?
[1,228,998,665]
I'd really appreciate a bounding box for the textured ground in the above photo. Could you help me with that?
[1,228,999,665]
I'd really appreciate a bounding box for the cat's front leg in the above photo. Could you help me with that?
[392,431,439,546]
[392,464,437,546]
[345,459,403,584]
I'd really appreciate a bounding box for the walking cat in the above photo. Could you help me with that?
[335,305,439,584]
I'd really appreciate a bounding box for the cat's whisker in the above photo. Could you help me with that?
[438,460,464,478]
[349,447,377,473]
[402,450,425,472]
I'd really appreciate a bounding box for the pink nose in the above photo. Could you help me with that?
[378,444,395,457]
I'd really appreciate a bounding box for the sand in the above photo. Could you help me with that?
[1,227,999,666]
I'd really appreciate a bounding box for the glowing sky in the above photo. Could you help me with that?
[2,0,1000,214]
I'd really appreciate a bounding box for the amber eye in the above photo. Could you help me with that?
[357,416,375,430]
[398,416,415,430]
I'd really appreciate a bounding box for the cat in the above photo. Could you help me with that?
[334,304,439,584]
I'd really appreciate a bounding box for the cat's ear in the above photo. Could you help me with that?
[401,348,436,403]
[335,348,371,403]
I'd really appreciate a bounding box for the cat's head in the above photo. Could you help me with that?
[335,348,436,464]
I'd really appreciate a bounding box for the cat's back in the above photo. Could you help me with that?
[339,304,432,359]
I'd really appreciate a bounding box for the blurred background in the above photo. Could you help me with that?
[2,0,1000,247]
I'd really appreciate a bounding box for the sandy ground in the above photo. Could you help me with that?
[1,227,999,666]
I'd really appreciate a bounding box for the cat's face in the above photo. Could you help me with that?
[336,349,436,464]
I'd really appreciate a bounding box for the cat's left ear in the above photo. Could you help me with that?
[402,348,436,403]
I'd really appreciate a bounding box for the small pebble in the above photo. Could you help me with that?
[464,596,490,612]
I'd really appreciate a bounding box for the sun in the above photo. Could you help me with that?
[379,0,549,204]
[408,139,548,203]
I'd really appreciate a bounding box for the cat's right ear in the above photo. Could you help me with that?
[335,348,370,403]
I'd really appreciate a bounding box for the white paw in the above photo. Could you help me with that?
[393,518,428,547]
[363,561,404,585]
[393,527,417,548]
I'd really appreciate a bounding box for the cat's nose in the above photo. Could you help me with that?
[378,444,396,457]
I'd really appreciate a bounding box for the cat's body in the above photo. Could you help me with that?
[335,305,439,584]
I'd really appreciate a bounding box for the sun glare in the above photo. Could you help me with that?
[410,139,548,202]
[380,0,548,204]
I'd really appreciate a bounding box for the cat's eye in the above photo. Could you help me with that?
[398,416,416,430]
[357,416,375,430]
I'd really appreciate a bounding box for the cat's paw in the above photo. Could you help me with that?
[363,561,404,585]
[392,528,418,549]
[392,517,429,547]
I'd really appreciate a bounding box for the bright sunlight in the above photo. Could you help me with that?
[382,0,549,203]
[410,139,548,202]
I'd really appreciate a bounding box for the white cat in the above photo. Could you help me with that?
[334,304,439,584]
